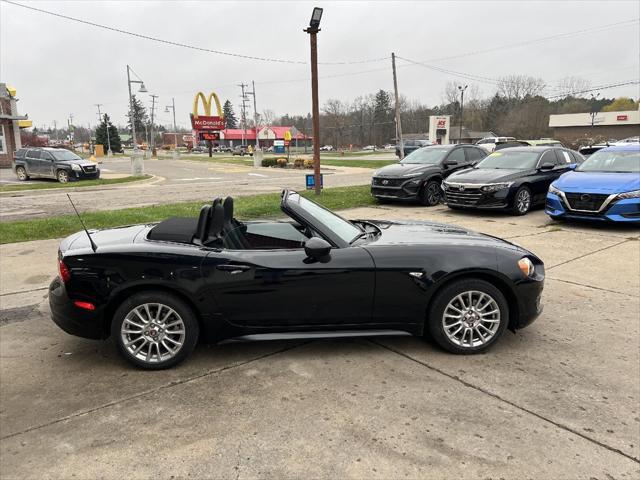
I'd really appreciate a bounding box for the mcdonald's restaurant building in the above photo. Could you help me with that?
[218,126,310,148]
[0,84,31,168]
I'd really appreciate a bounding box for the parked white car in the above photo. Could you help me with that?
[320,145,334,151]
[363,145,377,151]
[475,137,517,152]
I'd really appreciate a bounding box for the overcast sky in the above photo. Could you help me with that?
[1,0,639,131]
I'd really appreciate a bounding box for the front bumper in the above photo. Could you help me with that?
[49,277,106,340]
[512,278,544,330]
[545,192,640,223]
[371,177,422,200]
[71,168,100,181]
[443,184,514,210]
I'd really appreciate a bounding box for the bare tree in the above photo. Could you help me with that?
[261,109,275,127]
[497,75,546,100]
[555,76,591,98]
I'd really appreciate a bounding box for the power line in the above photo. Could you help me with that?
[395,56,502,85]
[2,0,388,66]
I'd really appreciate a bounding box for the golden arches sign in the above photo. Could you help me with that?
[191,91,225,131]
[193,91,223,118]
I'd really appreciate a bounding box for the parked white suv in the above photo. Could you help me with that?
[475,136,516,152]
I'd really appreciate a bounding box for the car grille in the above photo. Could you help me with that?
[445,185,483,206]
[564,193,609,211]
[82,165,97,173]
[372,177,404,187]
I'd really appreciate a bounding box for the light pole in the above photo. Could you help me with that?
[458,85,468,144]
[126,64,148,151]
[165,98,179,159]
[589,93,601,132]
[305,7,323,195]
[96,104,112,157]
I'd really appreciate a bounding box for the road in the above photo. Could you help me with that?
[0,156,374,221]
[1,205,638,478]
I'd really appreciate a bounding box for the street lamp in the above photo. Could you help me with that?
[458,85,468,144]
[165,98,179,159]
[304,7,323,195]
[589,93,601,132]
[126,64,147,151]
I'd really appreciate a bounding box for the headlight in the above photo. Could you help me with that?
[71,164,81,171]
[402,172,422,177]
[480,182,512,193]
[617,189,640,200]
[518,257,535,277]
[548,184,562,195]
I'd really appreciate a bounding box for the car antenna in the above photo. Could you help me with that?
[66,194,97,252]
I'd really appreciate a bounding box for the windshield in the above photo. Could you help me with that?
[401,147,448,165]
[51,150,82,161]
[286,192,361,244]
[576,150,640,173]
[476,150,539,169]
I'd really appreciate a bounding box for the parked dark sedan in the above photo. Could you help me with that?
[442,146,584,215]
[372,144,487,205]
[13,147,100,183]
[50,190,544,369]
[395,139,431,158]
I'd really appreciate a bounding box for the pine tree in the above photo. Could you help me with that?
[373,90,392,145]
[126,95,148,141]
[223,100,238,129]
[95,114,122,153]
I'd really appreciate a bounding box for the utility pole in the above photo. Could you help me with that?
[458,85,468,144]
[247,80,260,150]
[305,7,323,195]
[149,94,158,157]
[68,113,74,144]
[53,120,58,142]
[589,92,601,132]
[165,98,179,159]
[95,103,112,156]
[238,83,249,147]
[391,52,404,160]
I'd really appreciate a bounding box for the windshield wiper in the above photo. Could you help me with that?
[350,231,368,244]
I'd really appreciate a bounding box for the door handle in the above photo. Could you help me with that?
[216,264,251,274]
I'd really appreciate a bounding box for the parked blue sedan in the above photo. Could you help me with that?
[545,144,639,223]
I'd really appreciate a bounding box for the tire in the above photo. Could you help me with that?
[427,278,509,355]
[512,186,531,216]
[420,179,442,206]
[111,291,199,370]
[56,169,69,183]
[15,166,29,181]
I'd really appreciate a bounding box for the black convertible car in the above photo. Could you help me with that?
[50,190,545,369]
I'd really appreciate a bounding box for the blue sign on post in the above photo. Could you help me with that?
[306,173,324,190]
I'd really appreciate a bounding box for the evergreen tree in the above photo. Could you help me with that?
[96,114,122,153]
[126,95,148,140]
[373,89,392,145]
[223,100,238,129]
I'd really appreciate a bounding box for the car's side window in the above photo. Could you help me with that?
[41,151,53,161]
[555,150,572,165]
[464,147,485,162]
[446,148,466,163]
[537,150,556,167]
[26,150,41,160]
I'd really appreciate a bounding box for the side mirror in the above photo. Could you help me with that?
[443,160,457,168]
[539,162,555,171]
[568,163,577,170]
[304,237,332,259]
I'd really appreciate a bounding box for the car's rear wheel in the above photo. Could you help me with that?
[420,180,442,206]
[15,166,29,181]
[427,279,508,354]
[56,169,69,183]
[512,186,531,215]
[112,291,199,369]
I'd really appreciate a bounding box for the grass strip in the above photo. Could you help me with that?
[0,185,375,244]
[0,175,152,192]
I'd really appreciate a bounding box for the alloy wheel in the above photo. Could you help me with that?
[120,303,186,364]
[16,167,27,181]
[441,290,501,348]
[57,170,69,183]
[423,181,441,206]
[516,189,531,214]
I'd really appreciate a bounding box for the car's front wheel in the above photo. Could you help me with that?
[420,180,442,206]
[56,169,69,183]
[112,291,199,369]
[15,166,29,181]
[427,279,509,354]
[512,186,532,215]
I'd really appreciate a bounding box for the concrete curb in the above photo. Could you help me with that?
[0,174,159,196]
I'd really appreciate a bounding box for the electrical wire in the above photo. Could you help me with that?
[1,0,389,66]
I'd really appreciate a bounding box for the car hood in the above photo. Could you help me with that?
[446,168,530,184]
[553,171,640,194]
[374,163,439,177]
[362,219,527,253]
[56,159,98,168]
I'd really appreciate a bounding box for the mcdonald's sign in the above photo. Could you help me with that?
[190,91,225,131]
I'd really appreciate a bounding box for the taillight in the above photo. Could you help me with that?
[73,300,95,311]
[58,259,71,283]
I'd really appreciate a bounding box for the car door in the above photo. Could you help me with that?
[39,151,55,178]
[442,147,467,177]
[24,149,42,176]
[531,150,561,203]
[201,244,375,329]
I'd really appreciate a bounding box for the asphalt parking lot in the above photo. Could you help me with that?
[0,156,375,221]
[0,204,639,479]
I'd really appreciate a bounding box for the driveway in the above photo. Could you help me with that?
[0,206,638,478]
